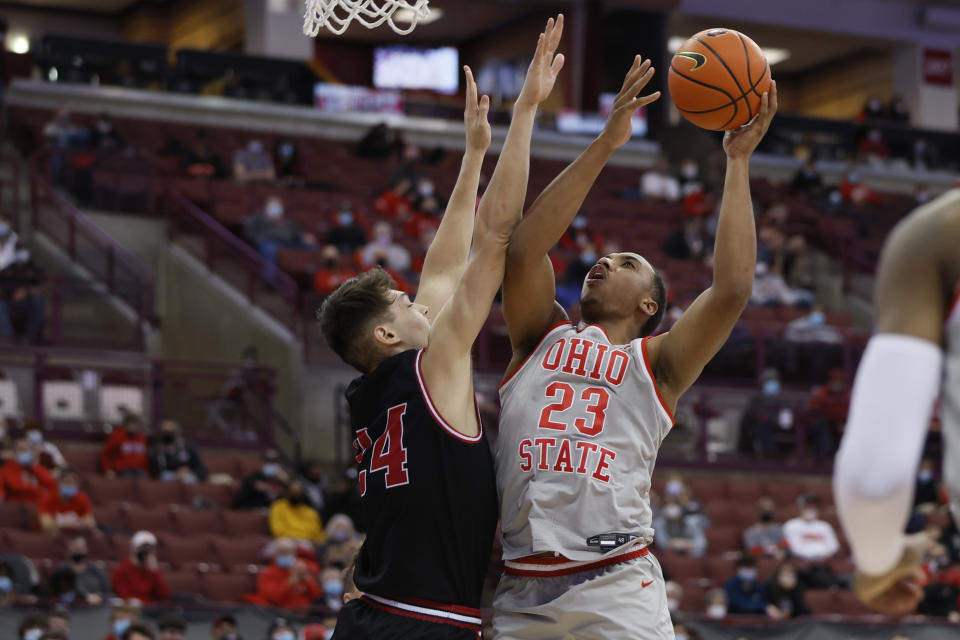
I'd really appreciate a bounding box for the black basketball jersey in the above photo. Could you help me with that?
[345,348,498,609]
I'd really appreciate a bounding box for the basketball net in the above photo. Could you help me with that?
[303,0,431,35]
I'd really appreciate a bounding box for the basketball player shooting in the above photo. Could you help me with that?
[493,56,777,637]
[319,17,565,639]
[834,189,960,615]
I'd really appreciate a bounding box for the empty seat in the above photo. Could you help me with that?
[756,556,780,582]
[706,527,743,554]
[204,454,240,477]
[3,529,63,559]
[0,502,29,530]
[236,457,263,478]
[764,481,805,505]
[222,510,270,537]
[705,556,737,583]
[704,501,742,528]
[184,484,234,510]
[805,590,838,615]
[95,502,129,533]
[123,505,175,534]
[165,570,202,598]
[685,477,726,505]
[160,534,216,570]
[679,585,705,612]
[84,476,139,505]
[138,480,186,507]
[725,480,766,503]
[659,552,706,586]
[62,448,101,474]
[204,571,255,603]
[212,534,270,566]
[174,508,226,536]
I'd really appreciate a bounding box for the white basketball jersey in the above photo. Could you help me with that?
[943,286,960,516]
[497,322,674,562]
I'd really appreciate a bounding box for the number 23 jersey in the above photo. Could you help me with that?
[345,348,498,609]
[497,323,674,562]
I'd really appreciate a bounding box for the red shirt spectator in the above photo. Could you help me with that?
[809,370,851,432]
[112,531,170,603]
[374,180,413,218]
[314,245,357,295]
[249,539,321,609]
[559,216,603,252]
[0,442,57,504]
[38,469,94,533]
[100,417,149,476]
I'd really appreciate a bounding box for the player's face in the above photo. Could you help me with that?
[580,252,656,320]
[384,289,431,349]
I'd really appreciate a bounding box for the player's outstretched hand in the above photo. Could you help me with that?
[463,66,491,152]
[516,14,565,109]
[853,532,933,615]
[599,55,661,151]
[723,80,778,159]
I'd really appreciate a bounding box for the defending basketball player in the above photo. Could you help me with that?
[319,16,566,639]
[493,57,777,637]
[834,189,960,615]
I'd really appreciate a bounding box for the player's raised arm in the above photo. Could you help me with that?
[414,66,491,317]
[420,15,565,430]
[834,191,959,615]
[502,56,660,360]
[645,82,777,410]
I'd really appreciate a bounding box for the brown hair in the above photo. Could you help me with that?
[318,269,396,372]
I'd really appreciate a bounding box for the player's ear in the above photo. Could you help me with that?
[373,323,400,347]
[638,295,658,318]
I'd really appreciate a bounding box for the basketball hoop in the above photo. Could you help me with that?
[303,0,431,36]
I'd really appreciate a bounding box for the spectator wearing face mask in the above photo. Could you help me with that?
[808,368,851,445]
[0,561,23,606]
[100,414,149,478]
[22,419,66,473]
[1,439,57,504]
[724,556,777,617]
[52,535,111,604]
[211,615,240,640]
[360,222,411,272]
[766,562,809,619]
[785,306,843,344]
[89,113,125,151]
[149,420,206,483]
[18,615,48,640]
[320,514,362,567]
[783,495,839,588]
[314,245,358,295]
[38,468,96,535]
[641,156,681,201]
[112,531,170,604]
[103,604,141,640]
[790,160,823,196]
[269,480,326,544]
[265,618,297,640]
[249,538,321,610]
[858,96,885,122]
[858,127,891,163]
[232,449,289,510]
[234,139,276,182]
[157,617,186,640]
[744,497,787,558]
[664,580,683,616]
[274,139,302,182]
[559,214,603,253]
[703,588,728,620]
[326,202,367,254]
[653,495,707,557]
[664,217,710,262]
[319,566,345,613]
[839,170,882,205]
[183,130,227,179]
[739,368,795,457]
[243,196,314,266]
[0,244,45,343]
[0,214,19,271]
[299,461,326,512]
[678,157,702,194]
[914,458,940,508]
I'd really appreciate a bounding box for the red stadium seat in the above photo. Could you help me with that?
[236,457,263,478]
[705,527,743,554]
[756,556,780,582]
[705,556,737,583]
[174,508,226,536]
[124,504,176,534]
[95,502,129,533]
[679,584,705,612]
[704,501,744,528]
[165,570,202,598]
[84,476,139,505]
[62,447,102,474]
[805,590,838,615]
[204,454,240,478]
[725,480,766,503]
[764,481,806,506]
[222,510,270,537]
[212,534,270,566]
[2,529,63,559]
[160,534,216,570]
[0,502,30,530]
[184,483,234,510]
[685,477,726,505]
[204,571,256,603]
[659,552,707,587]
[138,480,186,507]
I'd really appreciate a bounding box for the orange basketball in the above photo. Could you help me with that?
[668,28,772,131]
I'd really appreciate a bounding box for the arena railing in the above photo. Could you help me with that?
[0,345,277,448]
[28,155,156,349]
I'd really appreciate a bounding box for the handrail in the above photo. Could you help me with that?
[171,194,300,309]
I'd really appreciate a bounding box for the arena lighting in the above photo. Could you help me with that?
[8,34,30,54]
[668,35,790,66]
[393,6,443,25]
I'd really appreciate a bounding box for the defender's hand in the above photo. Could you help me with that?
[854,532,932,615]
[599,55,661,151]
[515,14,565,109]
[463,66,491,152]
[723,80,778,159]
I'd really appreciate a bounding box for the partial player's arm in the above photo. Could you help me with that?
[646,84,777,411]
[834,191,959,614]
[414,66,491,318]
[502,56,660,364]
[421,16,565,434]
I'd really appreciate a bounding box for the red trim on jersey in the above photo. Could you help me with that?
[499,321,572,390]
[359,595,482,630]
[505,546,649,578]
[640,337,675,424]
[414,350,483,443]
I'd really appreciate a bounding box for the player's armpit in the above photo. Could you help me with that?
[502,254,568,369]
